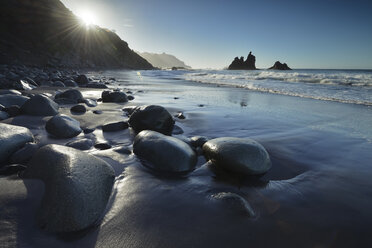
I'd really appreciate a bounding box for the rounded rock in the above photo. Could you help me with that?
[45,114,82,139]
[128,105,175,135]
[203,137,271,175]
[101,90,128,103]
[133,130,197,173]
[54,89,84,104]
[70,104,87,113]
[21,94,59,116]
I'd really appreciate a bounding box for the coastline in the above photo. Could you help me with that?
[1,69,372,247]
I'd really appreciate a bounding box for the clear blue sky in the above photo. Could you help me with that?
[61,0,372,69]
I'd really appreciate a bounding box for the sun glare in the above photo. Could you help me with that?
[78,10,96,27]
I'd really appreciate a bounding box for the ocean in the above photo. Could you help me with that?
[141,69,372,106]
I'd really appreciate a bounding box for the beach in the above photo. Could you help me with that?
[1,69,372,247]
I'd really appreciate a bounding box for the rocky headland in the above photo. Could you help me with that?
[0,0,153,69]
[269,61,292,70]
[228,52,257,70]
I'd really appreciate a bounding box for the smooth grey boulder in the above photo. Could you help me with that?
[45,114,82,139]
[203,137,271,175]
[190,136,208,148]
[0,94,29,108]
[9,143,39,164]
[51,81,66,87]
[0,123,34,163]
[0,164,27,175]
[133,130,197,173]
[63,80,78,87]
[101,90,128,103]
[21,94,59,116]
[128,105,175,135]
[0,111,9,120]
[13,80,36,90]
[66,138,94,150]
[5,105,20,117]
[54,89,84,104]
[84,99,97,107]
[86,83,108,89]
[23,144,115,233]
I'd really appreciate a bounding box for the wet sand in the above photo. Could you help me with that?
[1,70,372,247]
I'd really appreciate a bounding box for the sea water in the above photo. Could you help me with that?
[141,69,372,106]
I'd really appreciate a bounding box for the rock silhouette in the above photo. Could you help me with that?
[269,61,292,70]
[228,52,257,70]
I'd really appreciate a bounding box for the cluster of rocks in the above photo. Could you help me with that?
[0,67,273,235]
[0,64,110,90]
[227,51,292,70]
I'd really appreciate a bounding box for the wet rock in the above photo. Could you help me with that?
[101,90,128,103]
[54,98,76,105]
[66,138,94,150]
[54,89,84,104]
[172,125,184,135]
[210,192,255,216]
[9,143,39,164]
[114,146,132,155]
[94,143,111,150]
[70,104,86,113]
[0,111,9,120]
[203,137,272,175]
[75,75,90,85]
[84,99,97,107]
[21,94,59,116]
[51,81,66,87]
[5,105,20,117]
[45,114,82,139]
[269,61,291,70]
[23,144,115,232]
[198,104,204,107]
[0,94,29,108]
[102,121,129,132]
[0,164,27,175]
[133,130,197,173]
[127,95,134,101]
[93,110,103,115]
[0,104,4,111]
[122,106,137,115]
[128,105,175,135]
[83,128,95,134]
[13,80,36,90]
[0,123,34,163]
[175,112,186,119]
[63,80,78,87]
[190,136,208,148]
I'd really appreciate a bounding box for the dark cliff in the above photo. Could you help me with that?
[0,0,153,69]
[228,51,256,70]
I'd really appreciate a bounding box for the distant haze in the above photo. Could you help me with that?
[61,0,372,69]
[138,52,191,69]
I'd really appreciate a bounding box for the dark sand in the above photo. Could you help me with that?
[1,70,372,247]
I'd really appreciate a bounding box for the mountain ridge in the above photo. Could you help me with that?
[138,52,191,69]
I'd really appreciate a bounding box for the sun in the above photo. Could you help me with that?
[78,10,96,27]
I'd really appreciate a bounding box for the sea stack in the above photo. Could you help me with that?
[228,51,256,70]
[269,61,291,70]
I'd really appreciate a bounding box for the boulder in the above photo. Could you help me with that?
[190,136,208,148]
[102,121,129,132]
[128,105,175,135]
[75,75,90,85]
[13,80,36,90]
[0,94,29,108]
[21,94,59,116]
[63,80,78,87]
[203,137,271,175]
[45,114,82,139]
[66,138,94,150]
[5,105,20,117]
[210,192,255,216]
[0,123,34,163]
[54,89,84,104]
[23,144,115,232]
[269,61,292,70]
[101,91,128,103]
[133,130,197,173]
[0,164,27,175]
[70,104,86,113]
[51,81,66,87]
[84,99,97,107]
[86,83,108,89]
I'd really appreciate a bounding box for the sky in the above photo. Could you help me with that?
[60,0,372,69]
